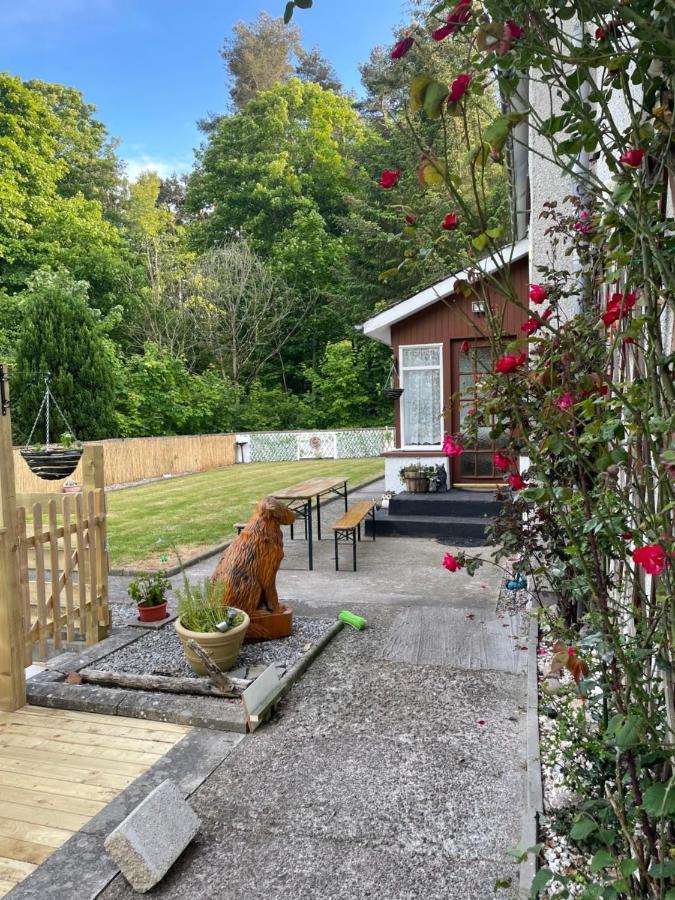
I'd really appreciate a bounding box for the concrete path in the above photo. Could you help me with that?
[101,485,527,900]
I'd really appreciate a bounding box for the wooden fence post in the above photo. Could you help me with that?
[0,365,26,711]
[82,444,109,641]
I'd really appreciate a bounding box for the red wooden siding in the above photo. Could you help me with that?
[390,256,529,444]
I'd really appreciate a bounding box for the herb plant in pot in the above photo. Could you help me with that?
[174,579,249,675]
[399,463,435,493]
[127,571,170,622]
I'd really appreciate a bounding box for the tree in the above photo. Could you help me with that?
[189,242,299,385]
[221,13,300,109]
[12,269,117,442]
[296,47,343,92]
[26,80,123,216]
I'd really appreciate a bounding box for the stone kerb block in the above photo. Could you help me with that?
[104,780,199,893]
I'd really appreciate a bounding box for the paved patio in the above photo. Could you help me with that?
[97,479,527,899]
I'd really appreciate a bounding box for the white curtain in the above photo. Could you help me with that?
[401,347,441,446]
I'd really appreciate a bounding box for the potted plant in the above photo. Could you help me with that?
[399,463,435,493]
[174,579,249,675]
[62,478,80,494]
[128,571,170,622]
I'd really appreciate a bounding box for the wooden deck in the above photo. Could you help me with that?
[0,705,190,896]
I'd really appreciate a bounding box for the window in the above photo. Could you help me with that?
[399,344,443,447]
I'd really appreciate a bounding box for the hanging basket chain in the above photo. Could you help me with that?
[25,375,78,449]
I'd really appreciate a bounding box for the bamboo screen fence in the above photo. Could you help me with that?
[14,433,237,493]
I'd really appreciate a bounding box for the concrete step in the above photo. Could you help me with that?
[388,490,502,518]
[367,513,490,543]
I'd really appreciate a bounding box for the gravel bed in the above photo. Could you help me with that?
[496,577,533,614]
[92,615,336,679]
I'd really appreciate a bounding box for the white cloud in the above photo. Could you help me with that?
[122,154,194,182]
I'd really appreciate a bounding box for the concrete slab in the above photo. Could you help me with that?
[104,781,199,893]
[378,606,528,674]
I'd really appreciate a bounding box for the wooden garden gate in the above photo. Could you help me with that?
[0,365,109,711]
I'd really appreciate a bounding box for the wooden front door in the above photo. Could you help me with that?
[450,339,503,484]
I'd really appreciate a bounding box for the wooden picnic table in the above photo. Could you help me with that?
[272,476,349,570]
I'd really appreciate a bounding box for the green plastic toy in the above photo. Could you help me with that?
[338,610,367,630]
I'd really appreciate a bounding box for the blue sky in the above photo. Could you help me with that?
[0,0,406,179]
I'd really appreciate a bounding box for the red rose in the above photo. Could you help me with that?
[448,72,472,103]
[443,552,462,572]
[391,36,414,59]
[461,339,471,353]
[529,284,547,304]
[542,308,553,321]
[521,316,540,335]
[568,647,575,657]
[595,25,608,39]
[495,352,527,374]
[405,214,415,225]
[507,473,526,490]
[380,169,401,189]
[492,452,511,470]
[504,20,524,40]
[601,307,621,327]
[619,148,644,167]
[432,22,454,41]
[556,391,574,410]
[442,213,458,230]
[602,291,637,326]
[622,336,634,345]
[633,544,668,575]
[443,435,464,457]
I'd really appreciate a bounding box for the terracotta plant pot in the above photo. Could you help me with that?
[137,601,168,622]
[175,611,250,675]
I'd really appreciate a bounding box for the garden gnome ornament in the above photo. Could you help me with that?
[211,496,295,641]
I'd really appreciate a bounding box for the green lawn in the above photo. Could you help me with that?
[106,458,384,567]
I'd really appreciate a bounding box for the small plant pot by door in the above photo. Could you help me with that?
[175,611,250,675]
[403,473,430,493]
[137,601,168,622]
[20,448,83,481]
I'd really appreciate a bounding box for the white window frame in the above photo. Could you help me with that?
[398,343,444,449]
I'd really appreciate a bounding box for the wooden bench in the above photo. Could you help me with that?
[331,501,376,571]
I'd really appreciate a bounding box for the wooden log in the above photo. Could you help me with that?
[76,668,249,699]
[185,639,235,693]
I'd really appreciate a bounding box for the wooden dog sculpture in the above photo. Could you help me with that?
[211,496,296,619]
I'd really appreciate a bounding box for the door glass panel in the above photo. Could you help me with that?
[458,373,475,398]
[476,427,493,449]
[459,453,475,477]
[402,368,441,445]
[476,347,492,373]
[476,454,494,476]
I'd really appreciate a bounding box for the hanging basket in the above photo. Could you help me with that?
[382,386,404,400]
[20,447,83,481]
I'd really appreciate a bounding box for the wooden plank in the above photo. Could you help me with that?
[86,491,98,645]
[96,489,110,629]
[331,500,375,530]
[0,855,37,882]
[0,779,109,812]
[0,722,180,755]
[0,818,73,849]
[0,836,52,867]
[0,770,117,804]
[273,475,348,499]
[0,801,89,832]
[4,706,189,735]
[0,746,147,779]
[32,504,48,658]
[47,499,61,651]
[74,492,88,639]
[0,734,162,768]
[61,495,75,641]
[0,754,132,791]
[0,711,184,744]
[16,508,32,667]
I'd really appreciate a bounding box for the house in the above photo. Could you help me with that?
[360,237,530,494]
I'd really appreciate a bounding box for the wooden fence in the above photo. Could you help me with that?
[13,432,237,493]
[17,489,109,661]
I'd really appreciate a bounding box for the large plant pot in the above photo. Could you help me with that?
[20,448,83,481]
[137,601,168,623]
[403,473,430,493]
[175,611,250,675]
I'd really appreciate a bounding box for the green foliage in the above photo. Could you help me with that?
[13,269,117,442]
[127,571,170,608]
[176,578,243,633]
